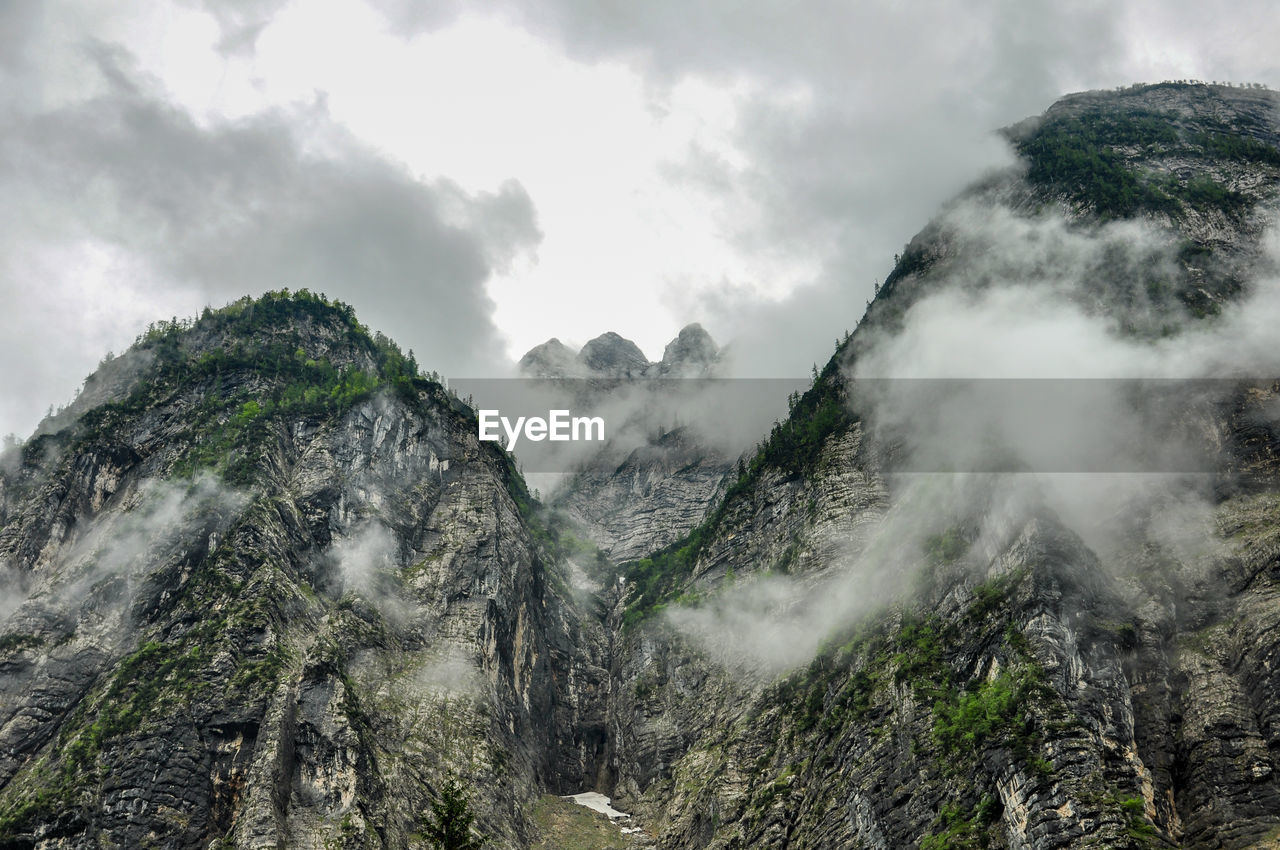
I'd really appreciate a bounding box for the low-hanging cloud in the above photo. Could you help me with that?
[848,202,1280,563]
[0,473,247,641]
[327,522,398,597]
[668,202,1280,672]
[321,520,424,626]
[667,471,1041,675]
[851,203,1280,483]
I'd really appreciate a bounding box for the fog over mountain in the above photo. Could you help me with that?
[8,4,1280,849]
[4,0,1279,437]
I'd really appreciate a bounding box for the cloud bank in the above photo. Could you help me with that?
[0,6,540,438]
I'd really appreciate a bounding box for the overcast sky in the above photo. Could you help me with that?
[2,0,1279,438]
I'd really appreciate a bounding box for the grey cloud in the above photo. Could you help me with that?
[0,0,43,74]
[5,473,247,630]
[373,0,1277,385]
[844,201,1280,566]
[0,36,539,437]
[366,0,469,38]
[181,0,292,56]
[667,471,1027,675]
[473,0,1135,378]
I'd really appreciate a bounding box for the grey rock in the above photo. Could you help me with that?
[578,333,650,377]
[517,338,582,379]
[657,324,718,377]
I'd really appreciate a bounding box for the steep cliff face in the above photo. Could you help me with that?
[553,428,733,564]
[609,470,1280,848]
[0,293,610,849]
[602,83,1280,849]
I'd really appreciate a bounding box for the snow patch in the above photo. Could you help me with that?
[563,791,630,820]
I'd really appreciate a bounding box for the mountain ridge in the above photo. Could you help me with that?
[518,325,720,379]
[3,82,1280,849]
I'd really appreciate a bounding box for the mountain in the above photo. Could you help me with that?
[657,324,719,377]
[516,338,580,379]
[518,325,722,380]
[0,293,613,848]
[597,82,1280,849]
[515,325,734,562]
[578,333,651,377]
[4,82,1280,850]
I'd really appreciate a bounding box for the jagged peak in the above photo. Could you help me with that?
[658,323,718,375]
[517,337,582,378]
[577,332,650,376]
[517,324,720,378]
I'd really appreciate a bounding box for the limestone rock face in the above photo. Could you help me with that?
[554,428,733,563]
[658,324,719,376]
[517,338,581,379]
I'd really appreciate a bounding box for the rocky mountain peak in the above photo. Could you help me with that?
[517,337,581,378]
[1035,80,1278,134]
[577,331,650,376]
[517,324,720,379]
[658,323,718,375]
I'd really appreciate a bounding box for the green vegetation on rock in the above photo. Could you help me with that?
[920,797,1001,850]
[1013,96,1280,219]
[1016,108,1182,218]
[72,289,454,485]
[621,344,855,627]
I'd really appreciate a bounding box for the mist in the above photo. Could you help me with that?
[460,376,801,488]
[0,473,247,645]
[666,200,1280,673]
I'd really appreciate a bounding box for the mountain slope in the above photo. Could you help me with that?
[0,292,610,849]
[600,83,1280,849]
